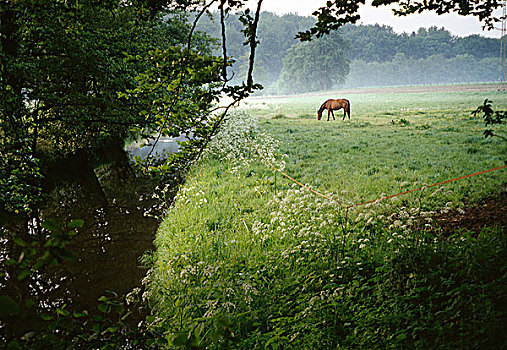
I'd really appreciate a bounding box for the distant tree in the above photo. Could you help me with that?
[404,27,455,59]
[345,53,497,87]
[277,35,349,94]
[195,9,501,92]
[455,34,501,60]
[338,24,401,62]
[298,0,505,41]
[196,11,315,88]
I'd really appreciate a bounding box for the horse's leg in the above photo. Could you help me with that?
[331,109,335,121]
[327,109,331,121]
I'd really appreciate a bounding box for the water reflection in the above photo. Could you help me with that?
[1,143,180,338]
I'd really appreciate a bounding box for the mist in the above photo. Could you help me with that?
[196,12,502,95]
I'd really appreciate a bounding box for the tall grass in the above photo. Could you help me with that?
[145,90,506,349]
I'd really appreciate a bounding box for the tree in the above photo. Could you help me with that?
[455,34,500,60]
[298,0,505,41]
[277,35,349,94]
[1,0,264,341]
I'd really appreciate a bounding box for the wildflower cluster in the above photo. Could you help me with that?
[143,183,173,219]
[172,185,208,208]
[257,185,347,260]
[204,110,287,172]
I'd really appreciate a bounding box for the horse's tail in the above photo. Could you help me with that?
[347,100,351,118]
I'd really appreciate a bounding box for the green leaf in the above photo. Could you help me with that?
[172,333,188,346]
[40,314,54,321]
[98,303,108,313]
[73,310,89,318]
[0,295,20,315]
[396,333,407,341]
[41,219,61,233]
[93,324,101,334]
[103,326,119,334]
[67,219,84,229]
[13,238,28,247]
[56,307,71,317]
[17,269,31,281]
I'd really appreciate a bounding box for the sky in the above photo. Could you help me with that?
[243,0,504,38]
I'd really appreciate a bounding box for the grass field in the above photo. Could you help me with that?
[242,88,506,208]
[145,86,507,349]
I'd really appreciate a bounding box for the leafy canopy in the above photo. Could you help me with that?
[277,35,350,94]
[298,0,505,40]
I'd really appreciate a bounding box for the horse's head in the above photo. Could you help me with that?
[317,109,322,120]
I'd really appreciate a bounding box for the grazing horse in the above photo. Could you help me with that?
[317,99,351,121]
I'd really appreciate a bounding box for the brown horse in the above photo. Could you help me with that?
[317,99,351,121]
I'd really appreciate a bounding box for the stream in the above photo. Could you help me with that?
[1,138,182,339]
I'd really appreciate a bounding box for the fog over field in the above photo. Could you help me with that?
[196,12,503,95]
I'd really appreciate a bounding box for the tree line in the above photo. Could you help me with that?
[197,12,502,93]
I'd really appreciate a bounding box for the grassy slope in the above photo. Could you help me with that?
[146,88,507,349]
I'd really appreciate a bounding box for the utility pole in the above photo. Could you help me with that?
[499,0,507,85]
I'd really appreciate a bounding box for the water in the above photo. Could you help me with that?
[1,143,181,339]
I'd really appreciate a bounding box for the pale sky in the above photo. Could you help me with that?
[242,0,504,38]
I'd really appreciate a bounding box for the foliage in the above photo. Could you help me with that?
[297,0,506,41]
[0,1,186,216]
[345,54,498,88]
[4,289,159,349]
[121,46,229,173]
[0,219,83,341]
[277,34,350,94]
[473,99,507,141]
[146,103,506,348]
[0,0,265,216]
[196,12,501,93]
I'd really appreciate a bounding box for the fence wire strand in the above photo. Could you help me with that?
[253,142,506,210]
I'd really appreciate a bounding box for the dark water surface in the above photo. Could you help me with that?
[1,148,179,339]
[40,165,172,313]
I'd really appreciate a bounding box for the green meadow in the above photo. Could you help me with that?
[243,89,506,204]
[146,87,506,349]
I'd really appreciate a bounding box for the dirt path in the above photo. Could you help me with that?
[337,83,506,95]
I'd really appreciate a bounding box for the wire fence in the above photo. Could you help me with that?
[254,144,506,210]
